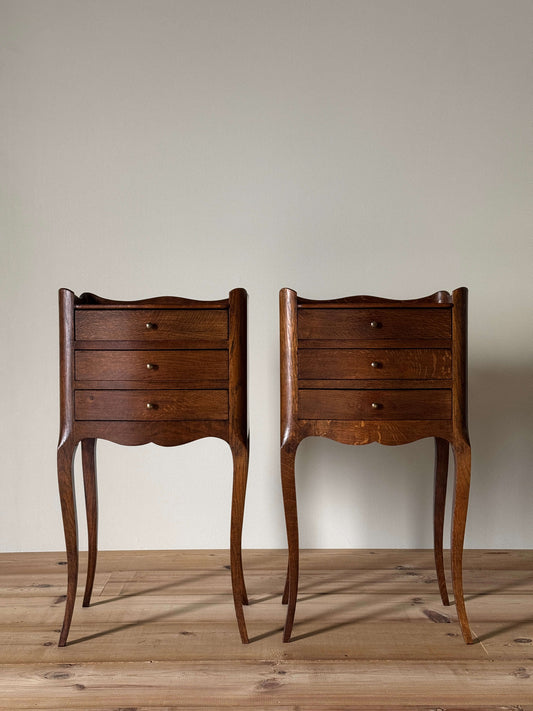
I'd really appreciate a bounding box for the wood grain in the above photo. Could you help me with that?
[1,550,533,708]
[298,388,451,420]
[74,389,229,421]
[298,348,452,380]
[75,349,228,382]
[75,309,228,341]
[0,660,531,708]
[298,308,451,341]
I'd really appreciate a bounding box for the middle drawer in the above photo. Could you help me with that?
[75,350,228,383]
[298,349,451,380]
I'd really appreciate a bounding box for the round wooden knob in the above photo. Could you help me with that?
[371,361,380,368]
[145,322,157,330]
[370,321,380,328]
[146,403,156,409]
[371,402,381,409]
[146,363,157,370]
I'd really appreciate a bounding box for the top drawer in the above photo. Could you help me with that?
[298,308,451,341]
[75,309,228,342]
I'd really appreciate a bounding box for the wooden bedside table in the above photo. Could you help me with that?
[279,288,473,644]
[57,289,249,646]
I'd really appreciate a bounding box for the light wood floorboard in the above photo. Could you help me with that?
[0,549,532,708]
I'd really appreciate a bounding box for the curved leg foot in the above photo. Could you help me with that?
[451,441,474,644]
[281,444,298,642]
[230,440,249,644]
[434,437,450,606]
[57,438,79,647]
[82,438,98,607]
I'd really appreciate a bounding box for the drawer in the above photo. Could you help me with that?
[298,389,451,420]
[75,390,228,421]
[298,308,451,341]
[75,309,228,342]
[298,349,451,380]
[75,350,229,382]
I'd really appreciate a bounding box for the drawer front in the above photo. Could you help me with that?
[298,389,451,420]
[75,309,228,342]
[75,390,228,421]
[298,349,451,380]
[75,350,229,382]
[298,308,451,341]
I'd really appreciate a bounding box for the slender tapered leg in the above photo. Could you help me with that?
[230,440,249,643]
[282,562,289,605]
[434,437,450,606]
[451,441,473,644]
[82,438,98,607]
[281,444,298,642]
[57,438,79,647]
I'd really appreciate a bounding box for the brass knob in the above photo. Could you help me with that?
[370,320,380,328]
[371,402,381,409]
[371,361,380,368]
[146,402,156,410]
[145,322,157,330]
[146,363,157,370]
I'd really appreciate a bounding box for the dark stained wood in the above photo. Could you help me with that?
[450,287,472,644]
[300,419,454,446]
[228,288,250,643]
[74,339,229,350]
[63,420,229,447]
[299,338,453,349]
[279,289,300,642]
[77,292,229,308]
[280,289,299,451]
[57,288,249,647]
[298,348,451,380]
[298,308,451,341]
[56,438,78,648]
[297,290,453,306]
[75,309,228,341]
[279,287,472,645]
[81,438,97,608]
[298,378,452,390]
[74,389,228,421]
[75,350,229,382]
[298,389,451,421]
[434,437,450,606]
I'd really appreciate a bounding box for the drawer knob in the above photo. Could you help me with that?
[371,361,380,368]
[145,322,157,330]
[371,402,381,409]
[146,402,157,410]
[370,320,380,329]
[146,363,157,370]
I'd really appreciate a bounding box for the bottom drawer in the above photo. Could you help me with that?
[298,389,451,420]
[75,390,228,421]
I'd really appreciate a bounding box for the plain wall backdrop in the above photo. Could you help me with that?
[1,0,532,553]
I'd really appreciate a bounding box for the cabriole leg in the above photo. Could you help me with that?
[82,438,98,607]
[281,443,299,642]
[230,440,249,643]
[434,437,450,606]
[57,438,79,647]
[451,441,474,644]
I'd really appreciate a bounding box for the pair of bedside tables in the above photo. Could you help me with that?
[57,287,472,646]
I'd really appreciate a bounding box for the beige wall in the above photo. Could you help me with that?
[1,0,532,551]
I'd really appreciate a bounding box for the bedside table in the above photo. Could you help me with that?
[57,289,249,645]
[279,288,472,643]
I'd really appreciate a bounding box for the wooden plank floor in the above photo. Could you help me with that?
[0,549,532,709]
